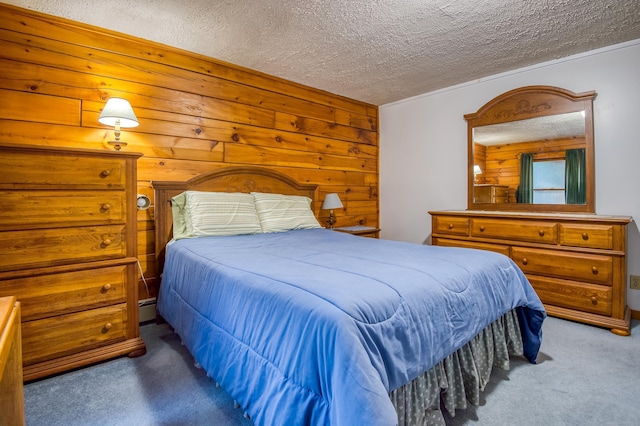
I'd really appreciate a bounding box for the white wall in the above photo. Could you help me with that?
[379,39,640,311]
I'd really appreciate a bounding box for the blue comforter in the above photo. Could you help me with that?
[158,228,545,426]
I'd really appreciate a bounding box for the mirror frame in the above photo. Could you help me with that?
[465,85,596,213]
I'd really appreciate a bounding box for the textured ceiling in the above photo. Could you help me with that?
[474,112,586,146]
[4,0,640,105]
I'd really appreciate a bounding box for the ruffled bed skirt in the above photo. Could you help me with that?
[390,310,524,425]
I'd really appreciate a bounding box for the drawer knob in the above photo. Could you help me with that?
[538,230,545,237]
[592,266,598,274]
[522,258,528,265]
[101,203,111,212]
[103,322,112,332]
[102,283,112,292]
[100,169,111,178]
[591,296,597,305]
[101,239,112,247]
[582,232,589,240]
[479,226,485,232]
[448,223,454,229]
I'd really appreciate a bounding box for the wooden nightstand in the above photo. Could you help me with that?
[332,226,380,238]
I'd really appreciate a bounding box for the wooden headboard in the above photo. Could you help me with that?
[152,166,318,277]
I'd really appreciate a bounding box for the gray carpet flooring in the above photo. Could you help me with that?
[24,316,640,425]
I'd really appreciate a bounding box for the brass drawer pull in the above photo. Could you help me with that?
[538,230,545,237]
[448,223,454,229]
[591,296,597,305]
[101,239,112,247]
[100,169,111,178]
[522,257,528,265]
[103,322,112,332]
[101,283,112,292]
[582,232,589,240]
[592,266,598,274]
[101,203,111,212]
[479,226,485,232]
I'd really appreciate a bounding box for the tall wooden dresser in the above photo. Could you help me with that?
[0,144,146,381]
[430,210,632,335]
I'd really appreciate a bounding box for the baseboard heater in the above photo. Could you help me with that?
[138,297,157,323]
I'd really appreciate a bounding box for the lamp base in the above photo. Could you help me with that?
[107,140,128,151]
[327,211,336,229]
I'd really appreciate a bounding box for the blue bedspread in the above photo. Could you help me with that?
[158,228,545,426]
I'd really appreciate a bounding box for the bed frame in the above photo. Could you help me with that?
[152,166,318,278]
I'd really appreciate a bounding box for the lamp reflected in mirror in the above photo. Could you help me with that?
[473,165,482,183]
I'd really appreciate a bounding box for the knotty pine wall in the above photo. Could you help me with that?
[0,4,379,299]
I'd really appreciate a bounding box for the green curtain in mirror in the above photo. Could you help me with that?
[565,148,586,204]
[518,153,533,203]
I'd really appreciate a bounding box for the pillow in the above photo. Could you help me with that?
[170,192,190,240]
[171,191,262,238]
[252,192,322,233]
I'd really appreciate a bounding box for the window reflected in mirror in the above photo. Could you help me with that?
[532,159,565,204]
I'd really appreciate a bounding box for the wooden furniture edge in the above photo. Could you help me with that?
[22,337,146,382]
[0,297,25,425]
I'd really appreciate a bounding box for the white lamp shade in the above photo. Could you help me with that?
[98,98,139,128]
[322,193,343,210]
[473,165,482,175]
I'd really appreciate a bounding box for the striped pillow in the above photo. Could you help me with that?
[173,191,262,238]
[252,192,322,233]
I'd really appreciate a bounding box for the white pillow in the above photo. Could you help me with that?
[252,192,322,233]
[171,191,262,238]
[170,192,190,240]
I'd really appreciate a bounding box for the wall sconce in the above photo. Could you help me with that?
[137,194,151,210]
[321,193,343,229]
[98,98,139,151]
[473,165,482,184]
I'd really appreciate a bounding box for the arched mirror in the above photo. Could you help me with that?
[465,85,596,213]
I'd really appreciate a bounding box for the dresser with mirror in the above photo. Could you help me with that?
[430,85,632,335]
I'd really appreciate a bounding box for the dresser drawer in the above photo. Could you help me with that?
[0,225,127,272]
[433,237,510,257]
[472,218,557,244]
[0,150,127,189]
[21,304,127,365]
[0,190,126,229]
[511,247,613,285]
[528,276,612,316]
[559,224,614,250]
[0,264,128,321]
[433,216,470,236]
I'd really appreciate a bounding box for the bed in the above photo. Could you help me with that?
[152,166,546,426]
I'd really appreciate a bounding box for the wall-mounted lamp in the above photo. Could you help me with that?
[137,194,151,210]
[473,165,482,184]
[98,98,139,151]
[321,193,343,229]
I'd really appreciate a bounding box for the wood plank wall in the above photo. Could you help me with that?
[0,4,379,299]
[474,137,585,202]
